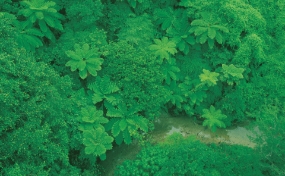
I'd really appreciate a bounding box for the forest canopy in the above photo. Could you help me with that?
[0,0,285,175]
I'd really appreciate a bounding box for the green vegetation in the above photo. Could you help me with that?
[1,0,285,175]
[65,43,104,79]
[115,134,263,176]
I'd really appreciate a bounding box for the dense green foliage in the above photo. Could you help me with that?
[115,134,264,176]
[1,0,285,175]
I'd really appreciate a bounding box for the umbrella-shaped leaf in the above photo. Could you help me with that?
[199,69,219,86]
[81,106,107,124]
[82,129,113,156]
[88,76,120,105]
[202,105,227,132]
[149,37,177,62]
[66,43,103,79]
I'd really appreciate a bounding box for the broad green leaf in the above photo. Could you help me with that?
[149,37,177,62]
[19,0,64,41]
[105,119,117,131]
[137,117,148,132]
[119,119,128,131]
[65,51,81,60]
[25,28,44,37]
[79,68,88,79]
[92,93,104,104]
[202,105,227,132]
[86,65,101,76]
[211,25,229,33]
[99,153,106,161]
[95,144,106,155]
[154,8,174,30]
[191,19,208,26]
[35,11,44,20]
[199,69,219,86]
[81,106,107,124]
[88,76,120,105]
[208,38,215,49]
[82,128,114,157]
[199,33,208,44]
[208,28,216,39]
[222,64,245,79]
[123,129,132,144]
[77,60,86,71]
[65,60,78,71]
[194,27,208,36]
[115,131,124,145]
[82,43,90,51]
[185,35,196,45]
[215,31,223,44]
[85,146,96,154]
[38,20,48,32]
[112,120,121,137]
[65,43,103,79]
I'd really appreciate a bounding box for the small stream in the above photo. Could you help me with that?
[99,113,261,176]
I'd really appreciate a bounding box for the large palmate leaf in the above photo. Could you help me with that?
[199,69,219,86]
[153,7,174,30]
[188,88,207,106]
[65,43,104,79]
[149,37,177,63]
[79,106,113,160]
[202,105,227,132]
[81,106,108,124]
[161,58,180,85]
[220,64,245,85]
[78,106,109,131]
[165,81,184,109]
[14,21,44,51]
[88,76,120,105]
[106,116,148,145]
[104,103,148,145]
[105,101,141,118]
[221,64,244,78]
[167,17,195,55]
[179,78,208,106]
[18,0,64,41]
[82,128,113,157]
[189,12,229,49]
